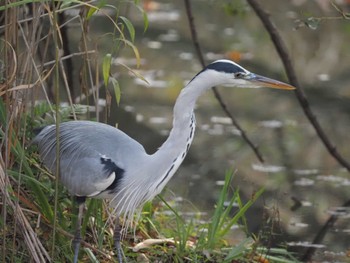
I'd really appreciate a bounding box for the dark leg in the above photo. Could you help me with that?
[73,196,86,263]
[114,218,123,263]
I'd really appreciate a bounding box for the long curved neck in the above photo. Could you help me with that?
[156,87,198,156]
[157,70,219,155]
[149,73,215,192]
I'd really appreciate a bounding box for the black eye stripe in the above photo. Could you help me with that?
[235,72,244,78]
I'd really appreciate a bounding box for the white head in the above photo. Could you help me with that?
[191,59,295,90]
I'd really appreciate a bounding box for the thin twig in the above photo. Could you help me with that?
[41,50,96,67]
[183,0,265,163]
[17,21,55,120]
[247,0,350,172]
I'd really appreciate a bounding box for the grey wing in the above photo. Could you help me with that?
[33,121,146,197]
[59,153,124,197]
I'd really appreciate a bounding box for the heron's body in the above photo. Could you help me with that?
[34,115,194,215]
[33,60,294,262]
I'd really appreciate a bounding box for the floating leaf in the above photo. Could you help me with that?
[102,53,112,87]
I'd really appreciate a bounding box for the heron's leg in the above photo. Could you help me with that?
[114,218,123,263]
[73,196,86,263]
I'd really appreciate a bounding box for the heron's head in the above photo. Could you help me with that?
[203,59,295,90]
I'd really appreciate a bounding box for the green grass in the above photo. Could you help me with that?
[119,171,299,263]
[0,110,298,262]
[0,98,300,262]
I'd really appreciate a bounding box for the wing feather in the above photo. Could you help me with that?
[33,121,146,197]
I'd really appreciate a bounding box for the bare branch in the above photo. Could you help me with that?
[183,0,265,163]
[247,0,350,172]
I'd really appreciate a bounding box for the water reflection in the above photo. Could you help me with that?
[287,241,326,249]
[294,178,315,186]
[252,163,285,173]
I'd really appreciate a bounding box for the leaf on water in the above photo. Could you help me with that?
[102,53,112,87]
[119,16,136,42]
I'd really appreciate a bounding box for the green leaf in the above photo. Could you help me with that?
[86,6,99,19]
[219,187,264,237]
[115,38,141,67]
[86,0,106,20]
[116,60,148,84]
[206,170,234,249]
[83,248,99,262]
[134,4,149,33]
[0,0,39,11]
[119,16,136,42]
[142,11,149,33]
[111,78,121,105]
[60,0,75,9]
[224,237,254,261]
[102,53,112,87]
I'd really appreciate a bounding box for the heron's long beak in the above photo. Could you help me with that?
[248,74,295,90]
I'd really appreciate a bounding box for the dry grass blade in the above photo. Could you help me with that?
[0,40,17,95]
[0,161,51,262]
[0,84,35,95]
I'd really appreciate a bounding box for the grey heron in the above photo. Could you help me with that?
[33,59,294,262]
